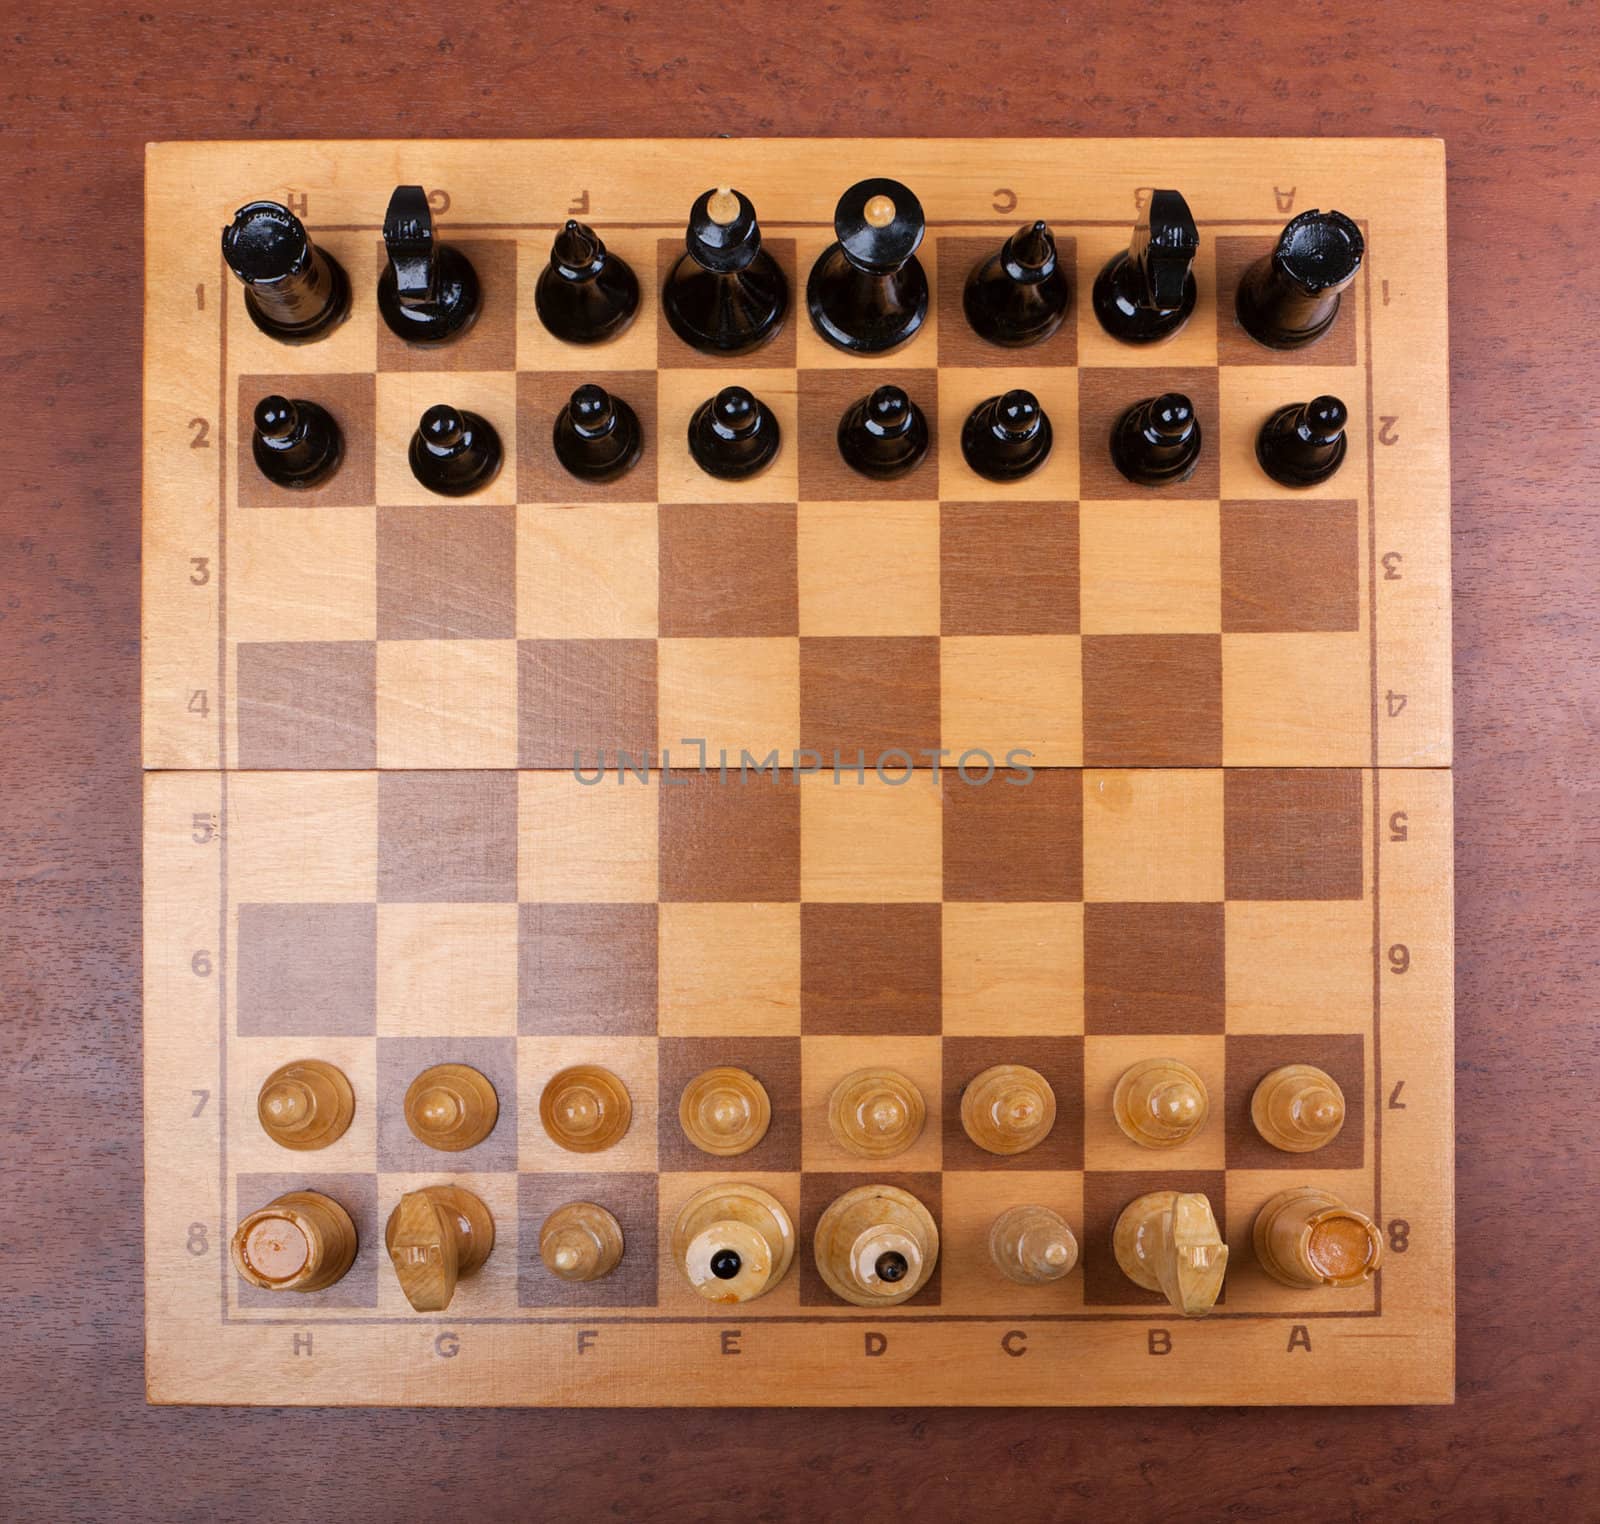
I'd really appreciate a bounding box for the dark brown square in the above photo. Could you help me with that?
[1224,1034,1366,1170]
[516,369,659,503]
[518,1171,659,1306]
[799,636,941,758]
[236,373,376,509]
[659,771,800,902]
[797,368,939,501]
[656,237,798,367]
[519,903,658,1035]
[236,1172,378,1309]
[657,1036,801,1171]
[237,902,376,1035]
[375,239,518,372]
[518,638,658,769]
[1224,769,1363,901]
[1215,236,1358,367]
[658,502,799,637]
[941,1036,1084,1171]
[940,501,1079,636]
[934,233,1078,368]
[377,505,516,639]
[376,1034,519,1171]
[1083,903,1226,1035]
[1221,500,1360,633]
[801,903,941,1035]
[799,1171,943,1306]
[1081,634,1222,766]
[942,769,1083,902]
[377,771,519,903]
[1081,1169,1227,1306]
[1077,367,1221,500]
[236,640,377,768]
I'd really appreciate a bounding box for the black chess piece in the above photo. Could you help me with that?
[408,404,502,496]
[687,385,780,481]
[221,200,351,343]
[1092,190,1200,344]
[249,395,343,489]
[1256,395,1349,486]
[963,220,1071,347]
[806,178,928,354]
[837,384,930,481]
[377,185,479,344]
[535,220,640,344]
[1235,210,1364,349]
[960,389,1053,482]
[1110,393,1203,486]
[552,384,643,483]
[662,187,788,355]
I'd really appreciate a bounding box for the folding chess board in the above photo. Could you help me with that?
[142,140,1455,1405]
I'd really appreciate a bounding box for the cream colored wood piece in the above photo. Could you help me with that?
[1112,1057,1209,1149]
[1251,1064,1348,1153]
[960,1063,1056,1156]
[403,1062,498,1152]
[539,1064,632,1153]
[827,1067,926,1158]
[988,1205,1079,1285]
[385,1184,495,1312]
[1113,1190,1228,1318]
[230,1190,357,1293]
[539,1201,624,1284]
[256,1058,354,1151]
[678,1066,772,1157]
[813,1183,940,1307]
[671,1183,796,1305]
[1253,1186,1383,1289]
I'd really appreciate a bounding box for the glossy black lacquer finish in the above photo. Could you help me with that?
[1235,210,1364,349]
[1091,189,1199,344]
[960,388,1052,482]
[407,404,502,497]
[552,384,643,482]
[963,220,1071,346]
[221,200,351,343]
[837,384,930,480]
[535,220,640,344]
[687,384,780,481]
[1256,394,1349,486]
[377,185,480,344]
[1110,392,1203,486]
[807,177,928,354]
[662,188,788,355]
[249,395,343,489]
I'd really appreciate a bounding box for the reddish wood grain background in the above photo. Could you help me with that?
[3,1,1596,1517]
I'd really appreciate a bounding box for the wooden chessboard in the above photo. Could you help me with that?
[142,139,1454,1406]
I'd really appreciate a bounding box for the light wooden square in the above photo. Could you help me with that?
[375,903,519,1037]
[1222,632,1370,765]
[225,772,378,902]
[1077,501,1223,634]
[514,227,661,373]
[374,370,519,506]
[1218,364,1369,501]
[229,508,377,642]
[792,227,941,370]
[936,366,1080,502]
[375,639,518,768]
[940,634,1082,766]
[1073,225,1219,368]
[797,502,940,635]
[940,903,1085,1036]
[655,1171,804,1315]
[227,229,379,377]
[655,368,799,503]
[799,1036,942,1172]
[939,1170,1085,1313]
[518,770,659,903]
[374,1170,521,1317]
[1082,1034,1227,1171]
[799,772,942,902]
[516,503,659,639]
[1221,1167,1378,1315]
[657,637,800,761]
[516,1035,659,1172]
[658,903,802,1036]
[1082,768,1225,902]
[227,1034,378,1176]
[1226,900,1375,1035]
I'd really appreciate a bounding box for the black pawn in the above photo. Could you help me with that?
[960,389,1052,482]
[552,384,642,483]
[662,188,788,355]
[837,384,929,481]
[807,177,928,354]
[221,200,351,343]
[1256,395,1349,487]
[1235,210,1364,349]
[535,220,639,344]
[408,404,502,497]
[688,385,780,481]
[250,395,342,489]
[1092,189,1199,344]
[378,185,479,344]
[1110,392,1202,486]
[963,220,1071,347]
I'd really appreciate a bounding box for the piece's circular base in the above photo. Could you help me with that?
[812,1184,939,1307]
[377,246,480,343]
[963,261,1070,348]
[1250,1063,1348,1151]
[540,1064,633,1153]
[1256,404,1348,487]
[535,260,640,345]
[662,252,788,355]
[672,1183,796,1304]
[1112,1189,1178,1292]
[836,396,929,481]
[827,1067,926,1158]
[959,1063,1057,1155]
[250,401,344,490]
[243,250,352,344]
[552,395,643,483]
[678,1066,772,1157]
[1110,409,1202,487]
[408,411,503,497]
[1112,1057,1209,1149]
[1235,282,1344,351]
[1091,254,1195,345]
[687,396,781,481]
[540,1201,625,1283]
[960,411,1053,483]
[403,1063,499,1152]
[257,1058,355,1150]
[806,245,928,355]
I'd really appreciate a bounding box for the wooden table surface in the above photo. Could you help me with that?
[3,2,1595,1517]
